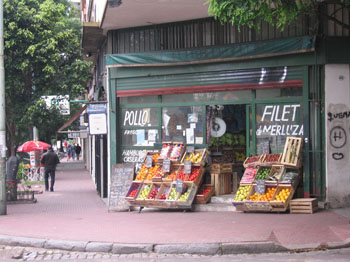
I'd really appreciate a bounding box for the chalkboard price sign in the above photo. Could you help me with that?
[145,155,153,168]
[176,179,183,193]
[163,159,171,173]
[108,163,134,212]
[255,179,266,195]
[186,146,195,153]
[184,161,192,174]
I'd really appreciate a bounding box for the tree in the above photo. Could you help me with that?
[4,0,91,156]
[206,0,350,32]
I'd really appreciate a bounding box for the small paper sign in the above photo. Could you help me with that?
[255,179,266,195]
[184,161,192,175]
[176,179,183,193]
[163,159,171,173]
[145,155,153,168]
[186,146,195,153]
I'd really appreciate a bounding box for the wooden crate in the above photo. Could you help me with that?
[243,155,265,168]
[270,185,295,212]
[211,172,232,196]
[290,198,318,214]
[232,172,240,194]
[281,137,303,168]
[210,163,232,174]
[181,148,208,165]
[175,182,198,207]
[261,153,282,166]
[194,184,214,204]
[125,182,143,201]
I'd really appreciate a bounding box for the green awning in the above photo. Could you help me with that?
[106,36,315,67]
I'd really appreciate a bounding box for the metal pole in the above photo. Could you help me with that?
[0,0,7,215]
[33,127,39,140]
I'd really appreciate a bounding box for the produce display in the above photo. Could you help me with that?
[255,167,271,180]
[273,188,291,203]
[135,165,148,181]
[183,152,203,163]
[169,144,184,160]
[147,187,159,200]
[234,152,246,162]
[178,190,190,201]
[240,167,258,183]
[159,144,172,159]
[145,165,161,181]
[167,187,177,200]
[176,166,201,182]
[249,187,276,202]
[158,192,167,200]
[232,137,303,213]
[137,185,151,199]
[152,153,160,163]
[164,169,177,181]
[244,155,261,166]
[127,189,138,198]
[263,153,281,163]
[197,186,212,196]
[234,185,252,201]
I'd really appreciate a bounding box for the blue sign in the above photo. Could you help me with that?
[87,104,107,114]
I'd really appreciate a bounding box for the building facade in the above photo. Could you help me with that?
[82,0,350,208]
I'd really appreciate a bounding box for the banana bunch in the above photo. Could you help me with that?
[234,152,246,162]
[184,152,202,163]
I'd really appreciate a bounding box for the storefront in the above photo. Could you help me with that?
[106,36,324,204]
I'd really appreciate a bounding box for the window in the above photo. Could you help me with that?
[162,106,203,144]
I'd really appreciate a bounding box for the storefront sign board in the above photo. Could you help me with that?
[108,163,134,212]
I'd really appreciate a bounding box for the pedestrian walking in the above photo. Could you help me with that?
[40,146,60,192]
[75,144,81,160]
[69,143,76,160]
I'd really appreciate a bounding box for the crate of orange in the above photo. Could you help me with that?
[162,164,181,182]
[144,165,161,182]
[135,164,148,181]
[244,185,277,211]
[270,185,295,211]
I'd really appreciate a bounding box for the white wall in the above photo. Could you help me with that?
[325,64,350,208]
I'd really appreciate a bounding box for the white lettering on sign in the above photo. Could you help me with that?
[258,104,303,137]
[123,110,149,127]
[261,105,300,122]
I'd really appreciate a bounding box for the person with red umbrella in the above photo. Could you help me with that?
[40,146,60,192]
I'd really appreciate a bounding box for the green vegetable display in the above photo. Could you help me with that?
[255,167,271,180]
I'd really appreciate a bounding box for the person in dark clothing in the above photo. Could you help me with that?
[75,144,82,160]
[41,146,60,192]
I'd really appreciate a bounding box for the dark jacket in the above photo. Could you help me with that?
[41,151,60,170]
[75,145,81,154]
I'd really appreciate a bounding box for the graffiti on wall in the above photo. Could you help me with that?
[327,104,349,161]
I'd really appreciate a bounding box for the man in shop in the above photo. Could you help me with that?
[41,146,60,192]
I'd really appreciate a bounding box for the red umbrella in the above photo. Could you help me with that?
[17,140,51,152]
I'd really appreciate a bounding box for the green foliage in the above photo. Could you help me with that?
[206,0,350,31]
[4,0,92,151]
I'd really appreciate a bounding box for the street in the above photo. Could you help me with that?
[1,245,350,262]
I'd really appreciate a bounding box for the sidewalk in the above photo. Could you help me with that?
[1,160,350,255]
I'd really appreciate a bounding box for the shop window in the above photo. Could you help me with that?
[121,108,158,128]
[256,103,303,154]
[119,96,158,105]
[162,90,251,103]
[162,106,203,144]
[256,88,302,99]
[121,129,159,146]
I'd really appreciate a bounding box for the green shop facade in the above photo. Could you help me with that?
[105,35,329,201]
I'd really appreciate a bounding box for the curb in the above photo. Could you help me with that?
[1,235,350,256]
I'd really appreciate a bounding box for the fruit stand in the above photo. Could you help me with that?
[125,142,208,211]
[233,137,303,213]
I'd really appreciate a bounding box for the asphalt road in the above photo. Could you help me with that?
[1,245,350,262]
